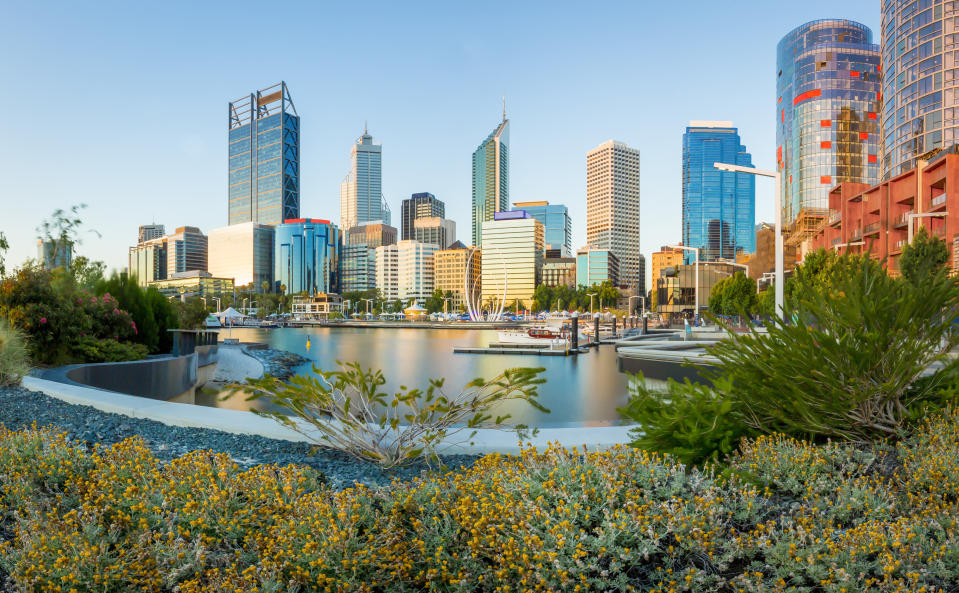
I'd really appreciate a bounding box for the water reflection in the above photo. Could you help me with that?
[209,327,631,428]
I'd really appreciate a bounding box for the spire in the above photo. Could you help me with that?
[364,120,368,135]
[502,94,506,122]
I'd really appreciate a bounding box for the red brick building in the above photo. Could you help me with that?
[807,152,959,275]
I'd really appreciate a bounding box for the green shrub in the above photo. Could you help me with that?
[0,318,29,386]
[70,336,148,362]
[96,272,178,353]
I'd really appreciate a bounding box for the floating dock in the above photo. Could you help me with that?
[453,346,589,356]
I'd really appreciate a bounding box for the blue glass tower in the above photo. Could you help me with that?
[682,122,756,262]
[511,201,571,256]
[274,219,339,295]
[472,116,509,247]
[228,82,300,226]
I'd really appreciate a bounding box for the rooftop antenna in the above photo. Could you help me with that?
[364,120,368,135]
[502,94,506,122]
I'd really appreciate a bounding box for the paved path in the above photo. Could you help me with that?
[211,345,264,383]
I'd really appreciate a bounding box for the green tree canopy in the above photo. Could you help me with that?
[899,226,950,286]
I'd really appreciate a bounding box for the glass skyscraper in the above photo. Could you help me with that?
[228,82,300,226]
[472,117,509,247]
[881,2,959,179]
[777,20,880,224]
[682,122,755,262]
[512,201,572,256]
[274,219,339,296]
[340,127,390,231]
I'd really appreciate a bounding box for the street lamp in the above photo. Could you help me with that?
[714,162,782,318]
[908,212,949,243]
[363,298,374,316]
[442,297,451,316]
[214,297,221,312]
[718,259,749,277]
[667,244,700,322]
[588,293,597,314]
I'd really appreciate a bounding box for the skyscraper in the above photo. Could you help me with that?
[228,82,300,225]
[881,5,959,179]
[682,122,756,262]
[777,20,880,226]
[401,193,445,241]
[472,113,509,247]
[413,217,456,249]
[586,140,641,288]
[340,127,390,231]
[511,201,572,256]
[137,224,165,244]
[208,223,274,290]
[480,211,543,309]
[274,219,339,296]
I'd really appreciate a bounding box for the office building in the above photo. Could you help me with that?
[576,246,620,288]
[345,221,397,248]
[340,127,390,230]
[208,223,274,290]
[341,244,376,293]
[434,242,481,312]
[274,219,339,296]
[397,240,437,306]
[401,192,445,241]
[656,262,742,317]
[149,271,234,301]
[374,244,400,302]
[472,114,510,246]
[512,201,572,256]
[413,217,456,248]
[137,224,165,243]
[777,20,880,235]
[586,140,641,288]
[480,211,543,309]
[165,226,208,277]
[129,240,167,286]
[638,254,647,296]
[682,122,756,262]
[541,257,576,288]
[36,240,71,269]
[744,223,799,279]
[651,246,684,286]
[228,82,300,225]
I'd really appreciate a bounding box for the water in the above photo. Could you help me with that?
[206,326,631,428]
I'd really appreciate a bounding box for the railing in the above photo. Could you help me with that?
[828,210,842,225]
[863,222,880,235]
[933,194,948,207]
[894,239,907,250]
[831,237,843,245]
[851,227,863,241]
[892,211,914,228]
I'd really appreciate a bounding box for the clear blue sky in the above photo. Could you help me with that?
[0,0,879,287]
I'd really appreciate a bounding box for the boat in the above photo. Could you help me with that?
[204,314,221,328]
[497,327,571,348]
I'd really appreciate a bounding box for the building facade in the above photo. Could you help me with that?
[413,217,456,248]
[650,246,684,287]
[397,240,437,306]
[137,224,165,243]
[480,211,543,309]
[129,241,167,286]
[346,222,397,248]
[683,122,756,262]
[744,223,799,279]
[374,244,400,302]
[586,140,641,288]
[512,201,572,256]
[472,117,510,246]
[777,20,880,232]
[208,223,274,290]
[576,246,620,288]
[655,262,742,317]
[36,240,72,269]
[274,219,339,296]
[340,128,389,231]
[401,192,445,241]
[881,4,959,180]
[434,243,481,312]
[541,257,576,287]
[149,271,234,301]
[228,82,300,226]
[341,244,376,293]
[165,226,208,277]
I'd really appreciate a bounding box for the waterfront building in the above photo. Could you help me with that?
[434,242,481,312]
[480,211,543,310]
[576,246,620,288]
[36,239,71,269]
[401,192,445,241]
[228,82,300,225]
[472,115,510,246]
[340,127,390,230]
[806,150,959,275]
[651,246,684,285]
[541,257,576,288]
[137,224,165,243]
[149,271,234,301]
[413,217,456,248]
[397,240,437,306]
[586,140,641,288]
[208,223,274,290]
[374,244,400,302]
[274,219,339,296]
[777,20,880,237]
[512,201,572,256]
[341,244,376,293]
[682,122,756,263]
[291,293,342,320]
[655,262,741,317]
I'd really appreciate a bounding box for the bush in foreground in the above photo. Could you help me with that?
[4,414,959,591]
[0,319,29,386]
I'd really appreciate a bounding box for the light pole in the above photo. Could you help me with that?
[588,293,597,315]
[667,244,700,322]
[718,259,749,277]
[758,272,776,294]
[908,212,949,243]
[715,162,782,318]
[214,297,221,313]
[442,297,451,316]
[363,298,374,316]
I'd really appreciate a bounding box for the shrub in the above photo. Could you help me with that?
[96,272,178,353]
[70,336,148,362]
[0,318,29,386]
[245,362,547,467]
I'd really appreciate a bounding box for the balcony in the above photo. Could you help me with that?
[892,211,914,229]
[850,227,863,241]
[932,226,947,238]
[831,237,843,245]
[828,210,842,226]
[893,239,907,251]
[931,194,948,210]
[863,222,881,236]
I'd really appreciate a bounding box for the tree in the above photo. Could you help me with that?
[261,280,271,294]
[708,276,731,314]
[532,284,554,312]
[95,272,179,354]
[595,280,621,309]
[900,226,950,285]
[68,256,106,292]
[35,204,100,268]
[425,289,445,313]
[175,297,209,330]
[710,272,757,317]
[0,231,8,278]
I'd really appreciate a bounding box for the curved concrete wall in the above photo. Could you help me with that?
[65,354,199,401]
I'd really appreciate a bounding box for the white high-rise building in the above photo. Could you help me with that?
[480,211,543,310]
[375,240,437,306]
[340,127,390,231]
[586,140,641,289]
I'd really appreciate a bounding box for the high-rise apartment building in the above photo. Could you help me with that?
[228,82,300,225]
[274,219,339,296]
[472,115,509,247]
[374,240,436,305]
[208,223,274,290]
[129,226,207,286]
[401,193,445,241]
[434,242,481,312]
[340,127,390,231]
[374,244,399,302]
[137,224,165,243]
[777,21,880,227]
[576,246,620,288]
[511,201,572,256]
[880,5,959,179]
[413,217,456,249]
[682,122,756,262]
[480,211,543,309]
[586,140,641,288]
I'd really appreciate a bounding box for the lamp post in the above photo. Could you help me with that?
[214,297,221,313]
[588,293,597,315]
[718,259,749,277]
[363,298,373,316]
[667,244,700,322]
[714,162,782,318]
[908,212,949,243]
[442,297,451,316]
[758,271,776,294]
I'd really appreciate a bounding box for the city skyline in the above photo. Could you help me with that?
[0,1,878,290]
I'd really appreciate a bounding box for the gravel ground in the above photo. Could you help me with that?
[0,385,479,490]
